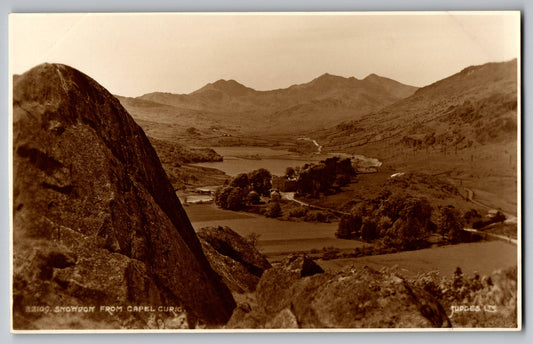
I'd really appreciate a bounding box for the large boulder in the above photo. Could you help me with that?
[255,254,324,314]
[12,63,235,329]
[198,226,271,293]
[227,259,451,329]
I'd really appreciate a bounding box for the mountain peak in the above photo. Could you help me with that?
[194,78,255,97]
[212,78,244,87]
[364,73,380,80]
[314,73,347,82]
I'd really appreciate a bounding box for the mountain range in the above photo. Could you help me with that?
[118,72,418,135]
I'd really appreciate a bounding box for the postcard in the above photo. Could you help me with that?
[9,12,521,332]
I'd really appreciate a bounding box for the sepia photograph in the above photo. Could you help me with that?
[9,12,521,332]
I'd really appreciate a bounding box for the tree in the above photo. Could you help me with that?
[378,194,433,250]
[230,173,249,189]
[464,208,481,223]
[400,197,432,230]
[226,187,246,210]
[296,169,313,196]
[380,191,409,221]
[336,216,360,239]
[285,167,296,180]
[248,168,272,196]
[336,158,355,176]
[350,201,372,219]
[214,186,233,209]
[376,216,393,236]
[360,217,378,242]
[247,190,260,205]
[438,206,465,243]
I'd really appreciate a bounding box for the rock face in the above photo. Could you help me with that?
[12,63,235,329]
[227,257,451,329]
[197,226,271,293]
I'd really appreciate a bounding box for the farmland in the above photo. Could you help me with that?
[186,203,368,258]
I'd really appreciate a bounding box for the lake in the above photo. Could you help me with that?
[191,146,322,176]
[191,146,382,176]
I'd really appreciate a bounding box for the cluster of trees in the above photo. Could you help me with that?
[464,208,506,229]
[283,157,355,197]
[336,191,469,251]
[214,168,272,211]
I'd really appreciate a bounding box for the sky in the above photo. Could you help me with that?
[10,12,520,97]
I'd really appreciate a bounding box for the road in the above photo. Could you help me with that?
[464,228,517,245]
[281,192,350,217]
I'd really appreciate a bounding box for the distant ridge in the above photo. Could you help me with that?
[124,72,418,134]
[139,72,416,98]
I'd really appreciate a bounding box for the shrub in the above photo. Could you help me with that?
[289,206,308,218]
[304,210,331,223]
[265,201,282,218]
[321,247,340,260]
[245,232,261,248]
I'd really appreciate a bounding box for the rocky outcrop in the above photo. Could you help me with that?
[12,63,235,329]
[227,259,451,329]
[198,226,271,293]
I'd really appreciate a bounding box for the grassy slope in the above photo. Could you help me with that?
[318,240,517,278]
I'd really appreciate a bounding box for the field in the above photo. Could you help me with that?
[317,240,517,278]
[185,204,368,257]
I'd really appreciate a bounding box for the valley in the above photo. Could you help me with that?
[12,58,518,330]
[11,12,521,331]
[120,59,518,281]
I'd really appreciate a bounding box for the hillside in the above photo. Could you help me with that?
[119,73,418,135]
[12,63,236,329]
[147,136,228,190]
[323,59,517,148]
[319,59,518,214]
